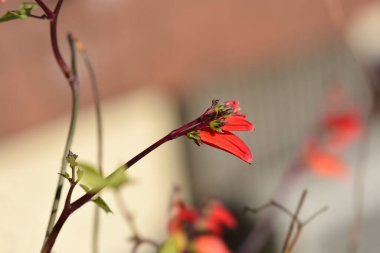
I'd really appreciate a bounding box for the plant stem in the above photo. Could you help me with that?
[281,190,307,253]
[41,133,170,252]
[75,39,104,253]
[37,0,81,244]
[41,113,206,252]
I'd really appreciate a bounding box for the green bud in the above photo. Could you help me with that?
[66,150,78,169]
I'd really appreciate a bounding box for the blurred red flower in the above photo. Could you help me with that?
[303,104,362,179]
[193,235,230,253]
[161,199,235,253]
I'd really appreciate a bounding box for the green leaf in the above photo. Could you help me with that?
[58,172,70,180]
[92,197,113,214]
[79,184,112,214]
[76,168,84,181]
[0,2,38,23]
[76,162,105,190]
[105,166,128,189]
[159,238,178,253]
[77,162,129,190]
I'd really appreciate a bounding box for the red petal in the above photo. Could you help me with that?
[303,141,348,180]
[323,110,362,149]
[199,201,236,235]
[222,115,254,131]
[199,130,252,163]
[224,101,240,113]
[169,201,199,233]
[207,201,236,229]
[193,236,231,253]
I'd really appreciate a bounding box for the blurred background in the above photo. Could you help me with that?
[1,0,380,252]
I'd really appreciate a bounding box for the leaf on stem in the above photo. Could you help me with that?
[76,162,129,190]
[76,162,105,189]
[0,2,38,23]
[92,197,113,214]
[105,166,129,189]
[80,184,113,214]
[58,171,70,180]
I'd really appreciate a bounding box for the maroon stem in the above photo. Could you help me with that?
[41,118,204,252]
[41,182,76,253]
[50,0,71,80]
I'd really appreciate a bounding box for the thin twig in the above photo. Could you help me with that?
[303,206,329,226]
[245,190,328,253]
[286,206,328,253]
[115,192,160,252]
[281,190,307,253]
[244,201,298,222]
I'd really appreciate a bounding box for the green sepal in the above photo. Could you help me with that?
[0,2,38,23]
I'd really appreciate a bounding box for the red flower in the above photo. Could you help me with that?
[186,100,254,163]
[303,106,362,180]
[162,198,235,253]
[198,201,236,235]
[303,140,348,180]
[193,235,231,253]
[322,108,361,150]
[168,201,199,233]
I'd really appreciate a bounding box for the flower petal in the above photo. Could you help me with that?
[224,101,240,113]
[193,235,231,253]
[222,115,254,131]
[199,130,252,163]
[303,141,348,180]
[323,109,362,149]
[198,201,236,235]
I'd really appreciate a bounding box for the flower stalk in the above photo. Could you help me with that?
[41,100,254,252]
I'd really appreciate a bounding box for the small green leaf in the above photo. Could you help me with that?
[105,166,128,189]
[79,184,112,214]
[76,162,105,190]
[76,168,84,181]
[0,2,38,23]
[92,197,113,214]
[79,184,90,192]
[58,172,70,180]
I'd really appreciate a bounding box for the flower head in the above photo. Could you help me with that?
[185,100,254,163]
[161,198,235,253]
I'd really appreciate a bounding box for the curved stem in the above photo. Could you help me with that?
[75,39,104,253]
[42,115,205,251]
[43,83,79,243]
[41,0,80,242]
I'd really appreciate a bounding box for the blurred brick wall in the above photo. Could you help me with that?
[0,0,374,137]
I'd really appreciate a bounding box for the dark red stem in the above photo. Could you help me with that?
[41,182,76,253]
[42,117,204,252]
